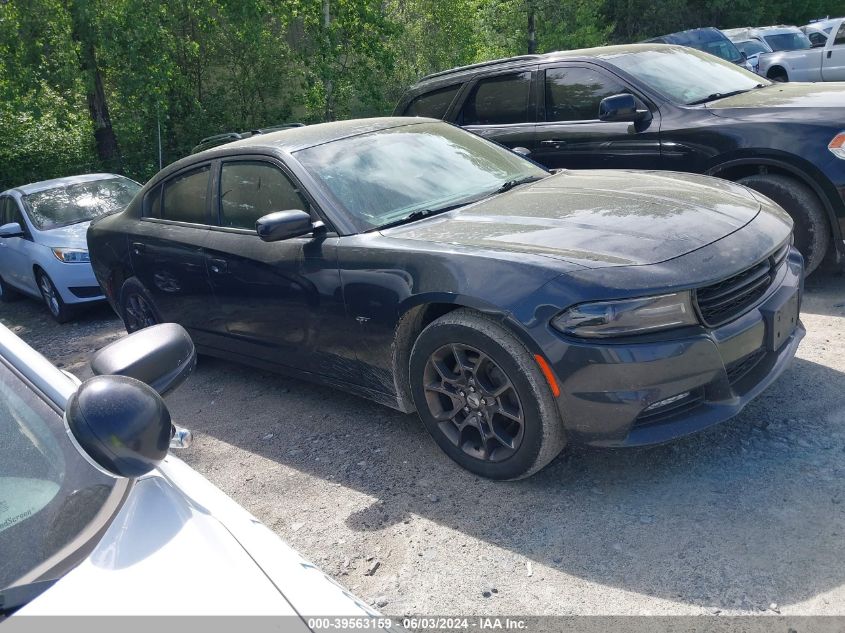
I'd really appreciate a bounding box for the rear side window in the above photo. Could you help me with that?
[157,166,210,224]
[219,161,308,230]
[545,67,626,122]
[404,85,461,119]
[835,23,845,46]
[460,72,532,126]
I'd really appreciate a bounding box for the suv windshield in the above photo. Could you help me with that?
[763,32,812,50]
[23,177,140,231]
[0,359,119,593]
[609,47,770,106]
[295,122,548,230]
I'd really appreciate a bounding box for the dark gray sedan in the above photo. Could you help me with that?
[87,118,804,479]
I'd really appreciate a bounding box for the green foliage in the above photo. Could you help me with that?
[1,0,843,187]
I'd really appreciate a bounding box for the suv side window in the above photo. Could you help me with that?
[219,161,308,230]
[151,165,210,224]
[460,72,532,125]
[544,67,627,122]
[404,85,461,119]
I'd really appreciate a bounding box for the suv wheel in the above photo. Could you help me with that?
[409,308,566,480]
[738,173,829,275]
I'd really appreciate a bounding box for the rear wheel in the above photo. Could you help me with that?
[409,309,566,480]
[738,173,830,275]
[119,277,160,333]
[36,270,73,323]
[0,275,21,303]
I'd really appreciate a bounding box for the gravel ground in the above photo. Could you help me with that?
[2,270,844,616]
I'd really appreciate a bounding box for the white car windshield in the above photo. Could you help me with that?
[608,47,770,105]
[23,177,140,231]
[294,122,548,230]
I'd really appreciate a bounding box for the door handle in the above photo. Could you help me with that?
[540,139,567,146]
[208,258,228,274]
[827,50,832,59]
[131,242,146,255]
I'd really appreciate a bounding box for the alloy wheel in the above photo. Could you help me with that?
[39,275,60,317]
[124,292,157,331]
[422,343,525,462]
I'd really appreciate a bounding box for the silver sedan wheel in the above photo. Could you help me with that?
[39,274,60,317]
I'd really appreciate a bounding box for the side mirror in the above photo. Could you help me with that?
[90,323,196,396]
[0,222,24,238]
[599,94,651,123]
[256,210,323,242]
[66,375,172,477]
[512,146,532,157]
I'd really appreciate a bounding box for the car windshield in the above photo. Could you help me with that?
[737,40,769,55]
[666,30,743,62]
[23,177,140,231]
[0,358,118,592]
[763,32,812,50]
[294,122,548,230]
[609,47,770,105]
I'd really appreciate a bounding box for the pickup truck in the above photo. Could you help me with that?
[758,18,845,81]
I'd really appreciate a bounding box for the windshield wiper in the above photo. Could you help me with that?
[373,203,466,232]
[687,84,765,106]
[0,579,57,617]
[494,175,545,194]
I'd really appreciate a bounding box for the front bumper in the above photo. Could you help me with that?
[548,249,804,447]
[38,252,105,305]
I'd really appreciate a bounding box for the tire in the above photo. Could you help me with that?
[409,308,566,480]
[768,68,788,82]
[738,173,830,275]
[119,277,161,333]
[36,270,73,324]
[0,275,21,303]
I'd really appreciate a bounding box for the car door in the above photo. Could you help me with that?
[203,157,351,376]
[456,69,538,151]
[0,196,39,294]
[531,64,662,170]
[129,163,216,337]
[822,21,845,80]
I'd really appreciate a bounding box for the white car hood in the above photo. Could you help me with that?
[37,221,90,249]
[19,455,375,618]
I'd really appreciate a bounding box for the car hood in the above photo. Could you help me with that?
[37,221,91,249]
[382,170,761,269]
[706,82,845,112]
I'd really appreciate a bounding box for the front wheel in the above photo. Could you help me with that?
[119,278,161,333]
[738,173,830,275]
[37,270,73,323]
[409,309,566,480]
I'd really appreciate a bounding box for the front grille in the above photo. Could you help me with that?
[694,243,788,327]
[725,348,766,385]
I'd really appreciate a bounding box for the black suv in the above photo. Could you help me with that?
[394,43,845,274]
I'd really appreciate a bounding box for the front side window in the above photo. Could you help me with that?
[545,67,627,122]
[808,31,828,46]
[460,72,532,126]
[159,166,210,224]
[607,47,769,105]
[295,122,548,230]
[0,361,118,590]
[219,162,307,230]
[835,23,845,46]
[22,178,140,231]
[404,85,461,119]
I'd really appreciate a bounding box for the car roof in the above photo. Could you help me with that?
[411,43,679,88]
[9,173,127,197]
[724,25,803,38]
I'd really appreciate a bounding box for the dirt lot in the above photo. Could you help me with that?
[2,270,844,616]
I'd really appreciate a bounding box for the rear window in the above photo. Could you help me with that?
[460,72,532,126]
[404,85,461,119]
[763,32,811,51]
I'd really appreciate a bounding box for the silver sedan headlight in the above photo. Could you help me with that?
[552,292,698,338]
[52,248,90,263]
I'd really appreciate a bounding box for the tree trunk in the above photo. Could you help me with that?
[527,2,537,54]
[68,1,122,172]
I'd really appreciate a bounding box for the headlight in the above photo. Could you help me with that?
[829,132,845,159]
[551,292,698,338]
[52,248,90,263]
